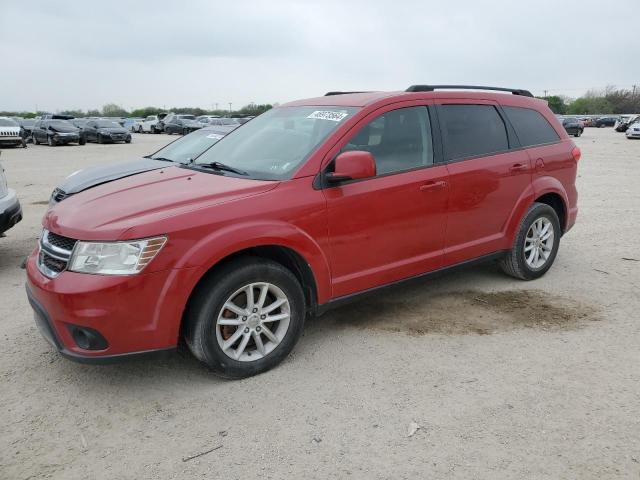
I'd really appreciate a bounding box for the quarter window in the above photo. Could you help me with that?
[503,106,560,147]
[341,106,433,175]
[438,104,509,160]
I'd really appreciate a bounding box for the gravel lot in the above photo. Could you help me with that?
[1,129,639,479]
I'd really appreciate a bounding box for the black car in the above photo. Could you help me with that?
[163,114,203,135]
[561,117,584,137]
[594,116,618,127]
[49,125,238,204]
[83,119,132,144]
[32,119,85,146]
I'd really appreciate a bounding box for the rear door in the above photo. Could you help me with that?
[323,103,450,298]
[436,101,533,264]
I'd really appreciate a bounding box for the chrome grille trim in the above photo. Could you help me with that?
[36,230,76,278]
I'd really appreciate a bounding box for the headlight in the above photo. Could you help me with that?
[68,236,167,275]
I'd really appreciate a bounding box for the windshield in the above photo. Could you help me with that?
[178,115,196,120]
[96,120,121,128]
[151,128,231,163]
[0,119,18,127]
[192,106,357,180]
[49,120,74,128]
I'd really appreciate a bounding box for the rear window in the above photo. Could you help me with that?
[438,104,509,160]
[503,106,560,147]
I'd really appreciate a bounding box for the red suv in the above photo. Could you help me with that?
[26,85,580,378]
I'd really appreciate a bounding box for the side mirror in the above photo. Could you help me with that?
[326,150,376,183]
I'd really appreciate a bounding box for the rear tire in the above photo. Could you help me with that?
[184,257,306,379]
[33,135,39,145]
[499,202,561,280]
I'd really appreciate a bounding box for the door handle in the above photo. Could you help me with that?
[509,163,528,173]
[419,180,447,191]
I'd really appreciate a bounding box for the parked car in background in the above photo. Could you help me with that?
[124,118,144,132]
[32,119,84,146]
[197,115,220,125]
[207,117,241,126]
[40,114,74,121]
[0,152,22,235]
[27,85,580,377]
[580,117,595,127]
[83,119,131,144]
[48,125,237,205]
[231,116,254,124]
[625,120,640,139]
[561,117,584,137]
[0,117,27,148]
[16,118,36,141]
[140,114,165,133]
[615,115,640,132]
[163,114,203,135]
[594,116,618,127]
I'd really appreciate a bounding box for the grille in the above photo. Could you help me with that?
[41,252,67,274]
[37,230,77,278]
[0,131,19,137]
[47,232,77,251]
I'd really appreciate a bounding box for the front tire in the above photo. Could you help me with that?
[499,202,561,280]
[33,135,39,145]
[97,134,104,144]
[184,257,306,379]
[47,135,56,147]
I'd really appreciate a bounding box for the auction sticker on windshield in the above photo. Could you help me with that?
[307,111,349,122]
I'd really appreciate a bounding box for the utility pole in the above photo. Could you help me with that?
[215,103,218,111]
[633,85,637,96]
[543,90,548,98]
[229,102,232,113]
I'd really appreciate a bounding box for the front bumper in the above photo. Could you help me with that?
[0,136,23,145]
[626,129,640,138]
[54,134,80,143]
[25,250,199,362]
[0,189,22,234]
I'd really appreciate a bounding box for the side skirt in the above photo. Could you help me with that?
[316,251,508,315]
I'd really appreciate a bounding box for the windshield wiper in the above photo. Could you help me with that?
[194,161,248,176]
[148,156,176,162]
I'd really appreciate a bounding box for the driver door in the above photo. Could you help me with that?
[322,103,449,298]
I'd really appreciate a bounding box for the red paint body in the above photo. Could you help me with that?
[26,90,579,358]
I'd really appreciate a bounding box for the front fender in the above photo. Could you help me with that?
[175,220,332,305]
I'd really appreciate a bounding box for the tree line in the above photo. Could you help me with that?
[0,102,274,119]
[541,86,640,115]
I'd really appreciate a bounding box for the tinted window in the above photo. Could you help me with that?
[341,106,433,175]
[439,104,508,160]
[503,106,560,147]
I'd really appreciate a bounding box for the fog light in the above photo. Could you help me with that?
[67,325,108,350]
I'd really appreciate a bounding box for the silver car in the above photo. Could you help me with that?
[626,121,640,139]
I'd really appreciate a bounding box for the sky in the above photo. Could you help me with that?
[1,0,639,113]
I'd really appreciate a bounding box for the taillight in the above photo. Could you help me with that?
[571,146,581,162]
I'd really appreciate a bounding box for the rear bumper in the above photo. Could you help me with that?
[0,189,22,234]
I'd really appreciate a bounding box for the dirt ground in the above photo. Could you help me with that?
[1,129,639,479]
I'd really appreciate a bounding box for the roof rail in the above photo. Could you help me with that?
[405,85,534,97]
[324,91,370,96]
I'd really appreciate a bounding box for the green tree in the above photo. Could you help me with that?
[539,96,566,114]
[101,103,129,117]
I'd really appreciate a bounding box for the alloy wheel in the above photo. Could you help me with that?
[216,282,291,362]
[524,217,555,269]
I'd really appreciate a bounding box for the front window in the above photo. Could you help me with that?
[191,106,358,180]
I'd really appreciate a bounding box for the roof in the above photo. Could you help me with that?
[282,89,545,109]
